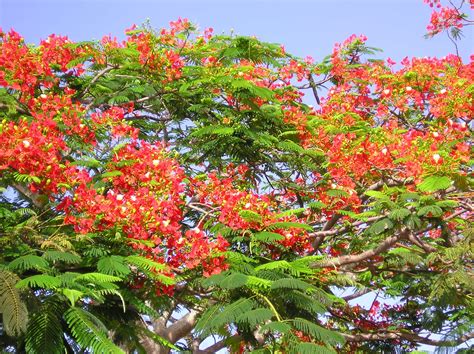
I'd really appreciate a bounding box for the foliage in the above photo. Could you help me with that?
[0,5,473,353]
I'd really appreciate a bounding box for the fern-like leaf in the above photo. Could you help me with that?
[25,298,65,354]
[292,342,337,354]
[75,272,122,283]
[16,274,61,289]
[266,221,312,231]
[235,308,274,327]
[270,278,313,292]
[291,318,344,345]
[8,254,49,272]
[64,307,124,353]
[259,321,292,334]
[252,231,285,242]
[285,290,326,315]
[125,255,167,272]
[42,250,82,264]
[195,298,255,337]
[97,256,131,277]
[0,270,28,336]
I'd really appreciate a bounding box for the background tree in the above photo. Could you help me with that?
[0,2,472,353]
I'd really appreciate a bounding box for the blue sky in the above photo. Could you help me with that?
[0,0,472,63]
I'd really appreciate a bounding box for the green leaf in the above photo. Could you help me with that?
[25,299,65,354]
[8,255,49,272]
[308,201,327,210]
[239,210,263,223]
[219,273,248,289]
[326,189,349,198]
[97,256,131,277]
[13,172,41,184]
[417,175,452,192]
[365,190,389,199]
[250,86,274,100]
[42,251,82,264]
[64,307,124,353]
[267,222,312,231]
[125,255,167,272]
[16,275,61,289]
[271,278,313,292]
[75,272,122,283]
[367,218,394,235]
[246,275,273,289]
[388,248,423,265]
[417,205,443,217]
[235,308,274,327]
[399,192,420,201]
[293,343,336,354]
[255,260,292,273]
[278,140,304,153]
[61,288,84,306]
[405,215,422,229]
[195,298,255,336]
[70,158,101,168]
[101,170,123,179]
[137,327,180,351]
[259,321,291,334]
[274,208,306,218]
[191,125,235,137]
[286,290,327,314]
[388,208,411,221]
[0,270,28,336]
[435,200,458,209]
[291,318,344,345]
[252,231,285,242]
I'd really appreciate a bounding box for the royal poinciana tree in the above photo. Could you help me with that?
[0,1,472,353]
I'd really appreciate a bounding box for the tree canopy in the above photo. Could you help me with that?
[0,2,472,353]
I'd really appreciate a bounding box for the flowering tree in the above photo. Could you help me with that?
[0,2,472,353]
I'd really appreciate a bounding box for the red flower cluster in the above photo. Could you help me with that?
[0,29,84,96]
[194,171,313,255]
[427,6,463,35]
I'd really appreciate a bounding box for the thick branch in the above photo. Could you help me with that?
[310,215,386,239]
[0,102,29,115]
[12,183,47,209]
[163,309,199,344]
[311,229,408,269]
[198,334,242,353]
[408,233,437,253]
[313,178,410,250]
[342,288,372,302]
[80,65,117,99]
[343,330,474,347]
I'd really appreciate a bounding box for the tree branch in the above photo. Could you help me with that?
[307,74,320,105]
[12,183,47,209]
[311,229,408,268]
[310,215,386,239]
[313,177,410,250]
[163,309,199,343]
[0,102,29,115]
[342,288,372,302]
[81,65,117,99]
[198,334,242,353]
[342,330,474,347]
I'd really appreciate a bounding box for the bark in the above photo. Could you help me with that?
[343,330,474,347]
[139,309,199,354]
[12,183,47,209]
[311,229,408,269]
